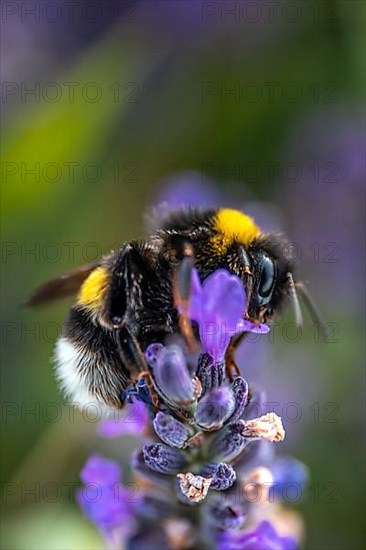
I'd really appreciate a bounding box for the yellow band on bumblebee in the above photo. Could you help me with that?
[211,209,261,252]
[77,267,108,311]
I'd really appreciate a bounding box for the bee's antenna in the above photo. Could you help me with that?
[287,272,303,328]
[294,280,328,339]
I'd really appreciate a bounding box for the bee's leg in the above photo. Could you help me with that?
[120,328,161,412]
[136,371,160,412]
[115,328,160,412]
[115,326,147,373]
[114,327,160,411]
[106,243,163,408]
[106,242,157,328]
[172,241,198,353]
[225,332,250,380]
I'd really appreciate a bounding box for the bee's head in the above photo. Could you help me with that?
[245,235,295,324]
[205,208,299,325]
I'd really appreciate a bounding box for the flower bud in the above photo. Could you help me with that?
[208,422,249,463]
[202,462,237,491]
[146,344,195,404]
[143,443,187,475]
[132,450,172,488]
[195,387,235,431]
[196,353,225,394]
[145,342,165,366]
[153,412,190,449]
[207,497,246,530]
[230,377,249,421]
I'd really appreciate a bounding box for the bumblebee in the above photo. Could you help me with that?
[28,208,322,410]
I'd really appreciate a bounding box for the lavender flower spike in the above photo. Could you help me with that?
[77,268,306,549]
[186,268,269,363]
[77,455,137,544]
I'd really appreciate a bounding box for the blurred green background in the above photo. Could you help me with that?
[1,1,365,549]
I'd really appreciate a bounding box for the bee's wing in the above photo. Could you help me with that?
[25,263,100,307]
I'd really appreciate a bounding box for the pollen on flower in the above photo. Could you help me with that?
[177,472,213,503]
[241,413,285,443]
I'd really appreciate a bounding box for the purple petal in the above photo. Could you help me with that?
[97,401,149,438]
[80,455,121,486]
[242,320,270,334]
[78,483,134,531]
[186,269,255,362]
[201,270,247,328]
[281,536,299,550]
[199,324,231,364]
[185,268,269,362]
[218,521,298,550]
[187,268,204,322]
[257,521,278,539]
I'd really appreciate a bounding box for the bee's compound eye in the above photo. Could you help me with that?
[258,256,275,298]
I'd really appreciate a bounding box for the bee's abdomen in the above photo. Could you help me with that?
[55,306,130,411]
